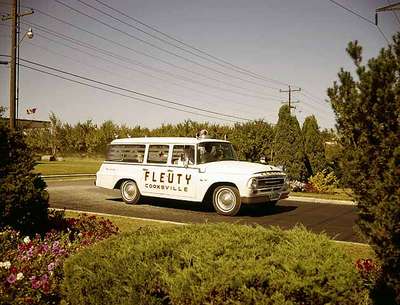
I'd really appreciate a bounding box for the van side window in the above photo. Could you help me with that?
[147,145,169,164]
[106,145,145,163]
[172,145,195,165]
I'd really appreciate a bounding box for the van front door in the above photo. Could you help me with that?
[142,144,198,200]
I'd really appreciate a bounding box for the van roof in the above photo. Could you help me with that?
[111,137,229,145]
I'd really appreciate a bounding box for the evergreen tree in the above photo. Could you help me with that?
[328,36,400,302]
[302,115,327,177]
[0,110,49,235]
[273,105,307,181]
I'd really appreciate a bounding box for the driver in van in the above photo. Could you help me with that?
[200,143,217,163]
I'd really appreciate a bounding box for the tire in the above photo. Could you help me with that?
[269,200,279,206]
[120,180,140,204]
[212,185,241,216]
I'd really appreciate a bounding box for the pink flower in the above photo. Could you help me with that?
[48,262,56,271]
[30,276,41,289]
[7,273,17,284]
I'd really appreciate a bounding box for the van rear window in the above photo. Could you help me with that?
[106,145,145,163]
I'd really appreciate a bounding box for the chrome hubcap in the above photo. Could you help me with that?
[216,188,236,212]
[123,182,137,200]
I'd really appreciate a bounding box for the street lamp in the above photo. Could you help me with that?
[19,27,33,44]
[15,27,34,126]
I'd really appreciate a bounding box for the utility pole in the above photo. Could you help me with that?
[2,0,33,129]
[280,85,301,114]
[375,2,400,25]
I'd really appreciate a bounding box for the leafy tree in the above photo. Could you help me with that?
[230,120,274,162]
[273,105,307,181]
[302,115,327,177]
[0,120,49,234]
[327,37,400,302]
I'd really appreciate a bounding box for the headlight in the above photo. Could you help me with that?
[247,178,258,189]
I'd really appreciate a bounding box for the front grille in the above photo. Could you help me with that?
[256,176,285,191]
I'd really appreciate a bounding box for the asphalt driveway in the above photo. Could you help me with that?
[47,179,361,242]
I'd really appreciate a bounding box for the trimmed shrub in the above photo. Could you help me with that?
[63,224,370,305]
[308,170,338,194]
[0,124,49,235]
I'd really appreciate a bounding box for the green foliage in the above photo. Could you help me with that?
[273,105,307,181]
[327,36,400,302]
[229,120,274,161]
[25,115,275,163]
[0,124,49,235]
[62,224,369,305]
[302,115,327,177]
[308,170,338,194]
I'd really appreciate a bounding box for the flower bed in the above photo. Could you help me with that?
[0,213,119,305]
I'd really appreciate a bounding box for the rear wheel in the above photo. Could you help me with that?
[212,186,241,216]
[120,180,140,204]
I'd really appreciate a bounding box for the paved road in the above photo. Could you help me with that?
[47,179,361,242]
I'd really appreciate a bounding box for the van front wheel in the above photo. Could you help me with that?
[120,180,140,204]
[212,186,241,216]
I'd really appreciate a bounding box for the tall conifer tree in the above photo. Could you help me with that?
[302,115,327,177]
[273,105,307,181]
[328,36,400,302]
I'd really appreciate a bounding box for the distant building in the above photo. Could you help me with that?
[1,118,50,129]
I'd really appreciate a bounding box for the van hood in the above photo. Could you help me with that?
[199,161,283,175]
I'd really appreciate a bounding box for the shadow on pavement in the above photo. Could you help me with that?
[106,196,297,217]
[239,204,298,217]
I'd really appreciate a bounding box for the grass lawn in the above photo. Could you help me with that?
[64,210,373,262]
[291,188,353,201]
[34,157,103,176]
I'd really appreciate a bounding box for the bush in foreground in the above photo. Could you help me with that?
[328,35,400,302]
[63,224,370,305]
[0,122,49,235]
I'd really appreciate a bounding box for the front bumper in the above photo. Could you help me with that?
[241,190,290,204]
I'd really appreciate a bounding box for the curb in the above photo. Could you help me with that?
[285,196,356,206]
[41,174,96,179]
[51,208,187,226]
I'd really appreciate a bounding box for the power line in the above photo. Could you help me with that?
[0,0,334,107]
[77,0,289,88]
[24,40,260,116]
[91,0,290,87]
[2,12,332,118]
[327,0,375,25]
[53,0,281,91]
[25,8,282,99]
[19,58,251,121]
[19,62,238,122]
[21,20,283,102]
[327,0,390,44]
[376,26,390,44]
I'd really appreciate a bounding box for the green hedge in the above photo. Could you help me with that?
[62,224,370,305]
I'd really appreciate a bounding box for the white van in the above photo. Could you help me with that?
[95,135,289,216]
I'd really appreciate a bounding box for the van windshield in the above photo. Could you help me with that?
[197,142,238,164]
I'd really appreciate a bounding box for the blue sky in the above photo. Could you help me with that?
[0,0,398,129]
